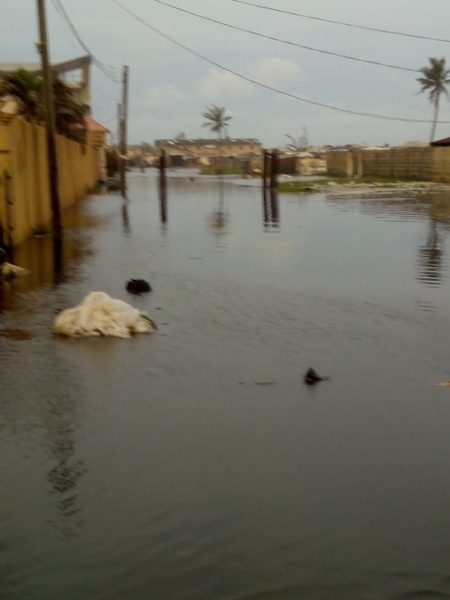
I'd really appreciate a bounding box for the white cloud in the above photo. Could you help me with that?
[143,84,187,108]
[249,57,304,87]
[196,69,253,99]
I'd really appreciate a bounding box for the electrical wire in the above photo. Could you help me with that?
[231,0,450,44]
[151,0,417,73]
[112,0,450,124]
[52,0,120,82]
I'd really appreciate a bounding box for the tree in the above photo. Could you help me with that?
[417,57,450,143]
[286,127,309,151]
[0,69,41,120]
[201,105,232,140]
[0,69,85,139]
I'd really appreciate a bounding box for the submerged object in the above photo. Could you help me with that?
[126,279,152,294]
[53,291,156,338]
[304,367,330,385]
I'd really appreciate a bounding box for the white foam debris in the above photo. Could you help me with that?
[53,291,155,338]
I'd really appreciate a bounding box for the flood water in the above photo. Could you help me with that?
[2,170,450,599]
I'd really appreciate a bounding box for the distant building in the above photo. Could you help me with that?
[155,137,262,165]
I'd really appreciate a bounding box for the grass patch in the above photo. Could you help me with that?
[277,175,421,194]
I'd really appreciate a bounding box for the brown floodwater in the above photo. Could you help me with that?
[2,170,450,599]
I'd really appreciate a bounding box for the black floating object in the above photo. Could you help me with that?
[304,368,330,385]
[126,279,152,295]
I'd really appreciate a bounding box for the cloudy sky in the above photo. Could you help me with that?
[3,0,450,147]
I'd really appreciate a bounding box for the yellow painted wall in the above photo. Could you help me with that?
[0,117,101,246]
[326,147,450,182]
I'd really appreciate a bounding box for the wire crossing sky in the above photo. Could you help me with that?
[231,0,450,44]
[3,0,450,145]
[113,0,450,124]
[151,0,419,73]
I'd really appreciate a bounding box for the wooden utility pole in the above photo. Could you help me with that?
[159,150,167,224]
[36,0,61,235]
[270,150,279,189]
[119,65,129,198]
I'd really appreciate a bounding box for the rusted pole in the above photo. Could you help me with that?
[3,171,13,251]
[120,65,129,199]
[159,150,167,224]
[270,150,278,189]
[262,149,270,190]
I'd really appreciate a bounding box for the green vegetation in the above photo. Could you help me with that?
[277,176,424,194]
[0,69,85,139]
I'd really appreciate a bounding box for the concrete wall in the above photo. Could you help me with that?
[326,147,450,182]
[326,150,355,177]
[0,116,101,246]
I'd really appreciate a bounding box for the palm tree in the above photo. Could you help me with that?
[0,69,41,121]
[0,69,85,140]
[201,105,232,141]
[417,57,450,143]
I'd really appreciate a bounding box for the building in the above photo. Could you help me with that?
[155,137,262,166]
[0,55,92,112]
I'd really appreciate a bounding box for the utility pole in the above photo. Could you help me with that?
[36,0,61,235]
[119,65,129,198]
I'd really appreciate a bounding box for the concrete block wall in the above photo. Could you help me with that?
[0,117,102,246]
[326,147,450,182]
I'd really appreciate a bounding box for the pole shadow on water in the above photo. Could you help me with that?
[121,202,131,234]
[209,177,230,236]
[53,233,64,286]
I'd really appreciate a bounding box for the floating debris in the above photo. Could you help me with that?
[126,279,152,294]
[304,368,330,385]
[53,291,156,338]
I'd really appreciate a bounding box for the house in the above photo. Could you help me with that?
[0,55,92,112]
[154,137,262,166]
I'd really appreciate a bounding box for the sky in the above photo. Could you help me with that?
[3,0,450,147]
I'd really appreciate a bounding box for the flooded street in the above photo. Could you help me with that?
[2,170,450,599]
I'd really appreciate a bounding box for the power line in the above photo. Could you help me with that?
[51,0,120,82]
[151,0,417,73]
[112,0,450,124]
[231,0,450,44]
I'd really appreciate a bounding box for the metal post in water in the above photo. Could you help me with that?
[159,150,167,224]
[270,150,279,189]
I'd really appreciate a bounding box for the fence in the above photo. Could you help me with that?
[326,147,450,182]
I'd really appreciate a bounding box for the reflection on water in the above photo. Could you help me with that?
[0,198,101,312]
[3,175,450,599]
[262,188,280,229]
[417,219,444,286]
[209,178,230,237]
[121,202,131,234]
[327,189,450,289]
